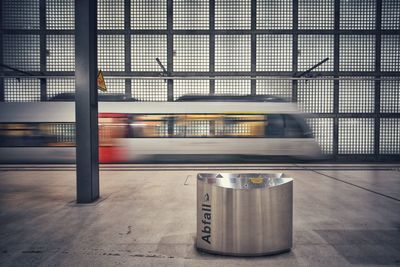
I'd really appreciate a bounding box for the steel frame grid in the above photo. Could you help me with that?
[1,0,400,162]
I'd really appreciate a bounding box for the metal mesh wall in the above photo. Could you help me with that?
[306,118,333,154]
[47,78,75,98]
[174,80,210,100]
[46,0,74,30]
[340,0,376,30]
[339,80,375,113]
[174,35,209,72]
[215,35,251,72]
[131,0,167,30]
[46,35,75,71]
[4,35,41,71]
[338,118,374,154]
[1,0,400,161]
[380,80,400,113]
[339,35,375,72]
[381,35,400,72]
[257,0,292,29]
[298,35,334,71]
[215,79,251,95]
[174,0,209,30]
[215,0,251,30]
[299,0,334,29]
[98,35,125,72]
[132,80,167,101]
[98,0,124,30]
[4,78,41,102]
[298,80,334,113]
[257,35,292,71]
[256,80,292,100]
[3,0,40,30]
[131,35,167,72]
[380,119,400,154]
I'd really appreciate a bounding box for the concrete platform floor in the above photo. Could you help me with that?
[0,164,400,266]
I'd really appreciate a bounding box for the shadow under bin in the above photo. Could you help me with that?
[196,173,293,256]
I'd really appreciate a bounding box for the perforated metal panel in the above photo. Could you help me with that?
[306,118,333,154]
[3,0,40,30]
[215,79,251,95]
[381,35,400,72]
[299,0,334,29]
[46,35,75,71]
[174,35,209,72]
[174,0,209,30]
[215,0,251,30]
[98,35,125,71]
[256,80,292,100]
[257,0,292,29]
[339,79,375,113]
[298,35,334,71]
[174,80,210,100]
[340,0,376,30]
[98,0,124,30]
[131,35,167,72]
[4,78,41,102]
[339,35,375,72]
[4,35,40,72]
[131,0,167,30]
[215,35,251,72]
[380,119,400,154]
[382,0,400,30]
[257,35,292,72]
[47,78,75,98]
[99,79,125,95]
[132,80,167,101]
[380,80,400,113]
[338,118,374,154]
[46,0,74,30]
[298,80,334,113]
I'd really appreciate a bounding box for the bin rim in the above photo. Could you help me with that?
[197,173,293,189]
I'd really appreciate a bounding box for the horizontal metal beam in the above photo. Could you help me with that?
[4,29,400,35]
[2,75,400,81]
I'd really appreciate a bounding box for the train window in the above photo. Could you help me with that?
[0,123,64,147]
[174,115,211,137]
[283,115,306,138]
[130,115,169,137]
[265,114,284,137]
[215,115,265,137]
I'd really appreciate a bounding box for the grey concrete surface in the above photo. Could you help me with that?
[0,165,399,266]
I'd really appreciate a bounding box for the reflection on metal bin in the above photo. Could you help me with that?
[196,173,293,256]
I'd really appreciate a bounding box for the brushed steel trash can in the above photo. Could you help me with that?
[196,173,293,256]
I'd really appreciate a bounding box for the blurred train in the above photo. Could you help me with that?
[0,94,322,163]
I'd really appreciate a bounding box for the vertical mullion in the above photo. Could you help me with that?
[124,0,131,98]
[292,0,298,102]
[0,1,4,102]
[40,0,47,101]
[333,0,340,159]
[374,0,382,158]
[251,0,256,95]
[167,0,173,101]
[209,0,215,95]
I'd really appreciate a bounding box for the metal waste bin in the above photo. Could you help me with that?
[196,173,293,256]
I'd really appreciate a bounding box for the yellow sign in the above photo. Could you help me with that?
[97,70,107,92]
[249,176,264,184]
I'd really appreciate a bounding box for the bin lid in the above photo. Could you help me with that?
[197,173,292,189]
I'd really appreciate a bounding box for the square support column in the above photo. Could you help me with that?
[75,0,99,203]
